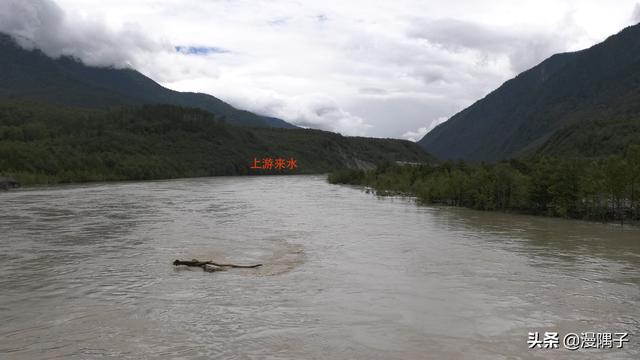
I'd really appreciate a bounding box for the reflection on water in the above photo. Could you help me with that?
[1,175,639,359]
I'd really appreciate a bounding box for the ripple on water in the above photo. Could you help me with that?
[181,238,306,277]
[1,175,640,360]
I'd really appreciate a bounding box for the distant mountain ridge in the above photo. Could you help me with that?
[0,102,433,184]
[0,33,296,129]
[419,23,640,162]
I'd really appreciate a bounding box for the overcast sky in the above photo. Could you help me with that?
[1,0,639,139]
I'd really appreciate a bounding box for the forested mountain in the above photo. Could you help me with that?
[0,33,295,129]
[0,102,432,184]
[419,23,640,162]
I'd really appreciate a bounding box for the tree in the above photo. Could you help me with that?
[604,157,630,222]
[626,144,640,219]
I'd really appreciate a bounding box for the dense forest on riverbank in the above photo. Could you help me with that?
[0,101,432,185]
[329,152,640,223]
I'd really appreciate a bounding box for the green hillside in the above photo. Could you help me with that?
[0,33,295,129]
[537,117,640,157]
[419,23,640,162]
[0,102,432,185]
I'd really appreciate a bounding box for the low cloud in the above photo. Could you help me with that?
[224,91,372,136]
[0,0,170,68]
[358,87,389,96]
[408,17,584,73]
[402,116,448,142]
[0,0,631,138]
[402,127,429,142]
[0,0,227,86]
[633,3,640,23]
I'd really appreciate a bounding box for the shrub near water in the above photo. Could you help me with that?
[327,169,365,184]
[328,151,640,223]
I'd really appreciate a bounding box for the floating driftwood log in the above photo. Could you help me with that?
[173,259,262,272]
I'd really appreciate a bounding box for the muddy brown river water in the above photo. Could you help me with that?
[1,175,639,359]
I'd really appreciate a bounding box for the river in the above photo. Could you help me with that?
[1,175,639,359]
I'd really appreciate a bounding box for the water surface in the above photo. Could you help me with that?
[1,175,639,359]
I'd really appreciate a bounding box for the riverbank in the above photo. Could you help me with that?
[0,102,431,186]
[0,172,332,190]
[328,157,640,225]
[0,170,324,188]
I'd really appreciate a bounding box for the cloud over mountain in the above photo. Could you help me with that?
[0,0,167,68]
[1,0,637,137]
